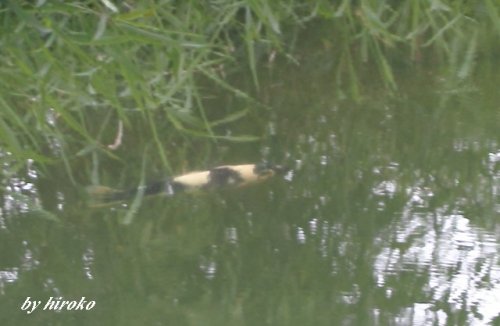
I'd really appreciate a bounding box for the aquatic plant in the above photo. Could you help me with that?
[0,0,498,174]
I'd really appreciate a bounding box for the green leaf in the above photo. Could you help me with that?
[210,108,250,127]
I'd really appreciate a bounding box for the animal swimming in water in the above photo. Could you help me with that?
[87,163,288,206]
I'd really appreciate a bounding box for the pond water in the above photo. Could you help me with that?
[1,29,499,326]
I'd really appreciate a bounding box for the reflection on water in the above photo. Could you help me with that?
[2,107,499,326]
[2,53,500,326]
[375,210,500,324]
[281,134,499,325]
[372,147,500,324]
[0,268,18,296]
[3,159,39,215]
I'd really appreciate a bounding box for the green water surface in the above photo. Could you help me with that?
[1,30,499,326]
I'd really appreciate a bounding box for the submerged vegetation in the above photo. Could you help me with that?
[0,0,499,175]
